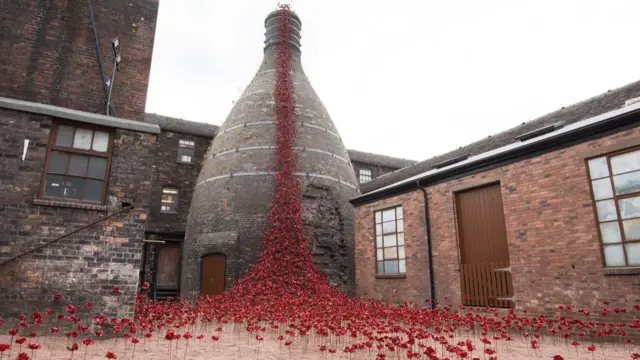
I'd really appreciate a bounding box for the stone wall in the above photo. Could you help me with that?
[354,124,640,326]
[0,107,156,317]
[302,183,350,291]
[0,0,158,121]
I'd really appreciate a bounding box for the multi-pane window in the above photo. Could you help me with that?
[41,123,112,202]
[587,148,640,267]
[161,187,179,213]
[374,206,406,274]
[359,168,372,183]
[177,140,195,164]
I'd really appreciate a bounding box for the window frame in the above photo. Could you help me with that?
[161,186,180,214]
[39,121,114,204]
[177,139,195,164]
[586,146,640,268]
[359,168,372,183]
[373,205,406,275]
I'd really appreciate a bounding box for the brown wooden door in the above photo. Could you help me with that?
[455,183,514,308]
[155,244,181,289]
[201,254,225,296]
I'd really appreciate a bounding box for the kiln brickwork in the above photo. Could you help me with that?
[182,10,359,298]
[0,0,158,121]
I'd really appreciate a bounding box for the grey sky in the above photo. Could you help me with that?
[145,0,640,161]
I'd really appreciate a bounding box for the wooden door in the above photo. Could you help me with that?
[455,183,514,308]
[201,254,225,296]
[155,244,181,290]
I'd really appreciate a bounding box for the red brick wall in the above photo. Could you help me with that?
[0,0,158,121]
[355,125,640,316]
[354,191,429,304]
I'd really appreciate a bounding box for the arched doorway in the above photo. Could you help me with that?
[201,254,226,295]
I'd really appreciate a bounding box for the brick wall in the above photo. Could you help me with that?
[355,125,640,320]
[0,107,156,317]
[354,191,429,304]
[352,160,398,183]
[145,131,212,233]
[0,0,158,121]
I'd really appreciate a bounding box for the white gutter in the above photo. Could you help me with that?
[354,99,640,201]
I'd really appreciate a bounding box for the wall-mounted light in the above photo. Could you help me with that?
[112,37,120,53]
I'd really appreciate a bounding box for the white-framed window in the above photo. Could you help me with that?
[374,206,405,274]
[359,168,372,183]
[177,139,195,164]
[587,147,640,267]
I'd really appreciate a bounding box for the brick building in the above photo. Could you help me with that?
[351,81,640,324]
[0,4,413,315]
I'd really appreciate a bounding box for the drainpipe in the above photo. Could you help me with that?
[416,181,436,309]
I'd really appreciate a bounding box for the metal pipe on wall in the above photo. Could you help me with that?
[417,181,436,309]
[87,0,109,100]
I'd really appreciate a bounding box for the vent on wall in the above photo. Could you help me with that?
[516,121,565,142]
[433,154,469,169]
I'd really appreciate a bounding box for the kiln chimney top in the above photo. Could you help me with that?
[264,9,302,54]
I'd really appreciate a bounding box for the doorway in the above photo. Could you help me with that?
[201,254,226,296]
[455,182,514,308]
[153,242,182,300]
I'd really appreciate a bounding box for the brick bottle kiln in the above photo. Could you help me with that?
[181,9,359,297]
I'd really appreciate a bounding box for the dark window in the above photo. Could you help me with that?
[177,139,195,163]
[41,122,112,202]
[359,168,372,183]
[161,187,179,213]
[374,206,405,274]
[587,148,640,267]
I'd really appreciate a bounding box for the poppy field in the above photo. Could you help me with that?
[0,4,638,360]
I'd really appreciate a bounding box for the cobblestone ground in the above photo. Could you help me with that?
[1,333,635,360]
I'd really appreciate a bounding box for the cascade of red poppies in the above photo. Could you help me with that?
[218,4,342,312]
[2,6,639,360]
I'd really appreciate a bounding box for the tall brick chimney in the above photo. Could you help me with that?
[182,8,359,297]
[0,1,159,121]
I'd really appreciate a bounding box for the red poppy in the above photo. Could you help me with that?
[105,351,117,359]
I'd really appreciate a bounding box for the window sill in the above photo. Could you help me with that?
[33,198,107,211]
[176,161,193,165]
[375,273,406,279]
[603,266,640,276]
[160,211,178,215]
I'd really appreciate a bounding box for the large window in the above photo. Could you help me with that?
[41,123,112,202]
[177,140,195,164]
[161,187,179,213]
[587,148,640,267]
[374,206,405,274]
[359,168,372,183]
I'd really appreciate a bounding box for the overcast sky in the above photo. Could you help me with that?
[145,0,640,161]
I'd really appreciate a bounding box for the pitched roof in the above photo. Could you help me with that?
[360,79,640,194]
[347,149,417,169]
[144,113,219,137]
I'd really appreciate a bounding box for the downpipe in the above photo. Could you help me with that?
[417,181,436,309]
